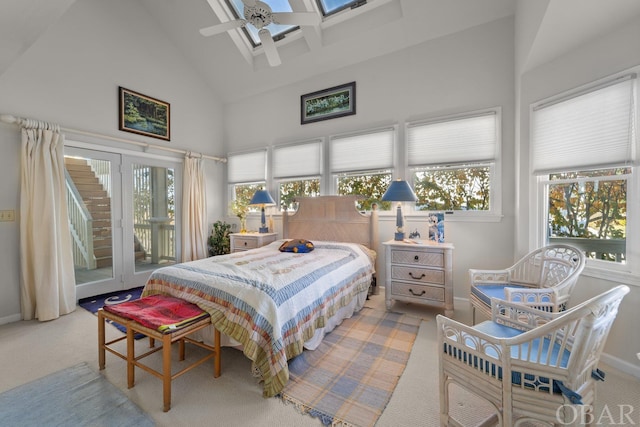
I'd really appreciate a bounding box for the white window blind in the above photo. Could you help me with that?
[531,74,636,174]
[227,150,266,183]
[273,140,322,179]
[330,128,394,173]
[407,111,497,166]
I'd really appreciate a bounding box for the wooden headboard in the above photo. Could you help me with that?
[282,195,379,250]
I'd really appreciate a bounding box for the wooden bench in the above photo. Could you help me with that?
[98,295,221,412]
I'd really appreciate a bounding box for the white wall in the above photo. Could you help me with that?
[517,15,640,373]
[0,0,225,322]
[223,17,517,301]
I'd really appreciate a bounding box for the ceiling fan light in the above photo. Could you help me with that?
[245,1,273,29]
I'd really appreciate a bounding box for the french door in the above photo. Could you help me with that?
[64,145,182,300]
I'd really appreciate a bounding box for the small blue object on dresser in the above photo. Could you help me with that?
[428,213,445,243]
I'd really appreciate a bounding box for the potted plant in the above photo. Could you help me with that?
[208,221,231,256]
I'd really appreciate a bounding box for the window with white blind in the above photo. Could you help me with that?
[406,108,500,214]
[227,149,267,213]
[273,140,322,210]
[531,73,637,268]
[330,127,395,211]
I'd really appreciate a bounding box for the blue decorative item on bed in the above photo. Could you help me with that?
[279,239,315,253]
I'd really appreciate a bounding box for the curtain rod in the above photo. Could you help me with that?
[0,114,226,163]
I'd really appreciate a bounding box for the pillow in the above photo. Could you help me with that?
[279,239,315,253]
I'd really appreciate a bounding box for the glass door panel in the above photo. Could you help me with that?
[123,157,180,286]
[65,147,182,296]
[64,147,123,299]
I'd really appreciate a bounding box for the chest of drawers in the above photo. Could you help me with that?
[383,240,454,316]
[230,232,277,253]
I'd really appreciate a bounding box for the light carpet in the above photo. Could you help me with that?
[280,307,421,427]
[0,362,155,427]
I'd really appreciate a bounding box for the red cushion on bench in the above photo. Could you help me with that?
[103,294,209,333]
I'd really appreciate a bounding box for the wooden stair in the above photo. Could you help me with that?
[65,157,114,268]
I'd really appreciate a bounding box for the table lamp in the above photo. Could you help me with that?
[249,188,275,233]
[381,179,418,241]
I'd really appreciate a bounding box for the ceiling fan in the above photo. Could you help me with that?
[200,0,320,67]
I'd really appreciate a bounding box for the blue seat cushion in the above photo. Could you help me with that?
[471,284,528,307]
[443,321,575,400]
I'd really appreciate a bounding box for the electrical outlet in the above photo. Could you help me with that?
[0,210,15,222]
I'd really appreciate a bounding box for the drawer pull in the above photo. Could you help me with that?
[244,242,247,246]
[409,288,426,297]
[409,272,426,280]
[414,255,419,261]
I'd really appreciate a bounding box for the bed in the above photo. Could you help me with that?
[141,196,379,397]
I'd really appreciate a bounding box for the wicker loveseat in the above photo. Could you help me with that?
[469,244,586,324]
[438,285,629,426]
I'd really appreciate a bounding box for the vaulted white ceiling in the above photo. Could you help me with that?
[2,0,640,104]
[138,0,517,103]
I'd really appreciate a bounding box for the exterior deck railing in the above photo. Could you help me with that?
[548,237,625,263]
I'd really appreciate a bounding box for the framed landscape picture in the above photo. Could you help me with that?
[301,81,356,125]
[119,87,170,141]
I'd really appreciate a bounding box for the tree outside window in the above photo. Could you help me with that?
[547,168,628,263]
[413,164,491,211]
[337,171,392,211]
[232,183,263,213]
[279,178,320,211]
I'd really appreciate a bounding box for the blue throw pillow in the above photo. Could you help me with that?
[279,239,315,253]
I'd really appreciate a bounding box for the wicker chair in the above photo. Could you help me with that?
[438,285,629,426]
[469,244,586,324]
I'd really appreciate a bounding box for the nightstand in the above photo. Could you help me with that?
[230,232,277,253]
[383,240,454,316]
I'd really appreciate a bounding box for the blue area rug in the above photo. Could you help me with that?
[79,287,144,336]
[0,362,155,426]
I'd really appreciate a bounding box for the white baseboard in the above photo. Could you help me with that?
[600,353,640,380]
[0,313,22,325]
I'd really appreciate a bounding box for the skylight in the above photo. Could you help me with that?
[316,0,364,16]
[226,0,298,47]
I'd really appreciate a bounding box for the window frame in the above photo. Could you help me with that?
[530,69,640,281]
[227,149,269,215]
[328,126,396,210]
[405,107,503,220]
[272,138,324,210]
[535,168,638,279]
[541,169,630,262]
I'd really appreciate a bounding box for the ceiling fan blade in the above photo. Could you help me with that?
[199,19,245,37]
[240,0,257,7]
[271,12,320,27]
[258,29,281,67]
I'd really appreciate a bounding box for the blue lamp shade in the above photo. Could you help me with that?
[249,189,275,233]
[381,180,418,241]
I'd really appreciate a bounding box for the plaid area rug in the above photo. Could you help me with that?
[280,307,422,427]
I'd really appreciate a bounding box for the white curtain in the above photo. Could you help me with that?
[181,156,208,262]
[20,125,76,321]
